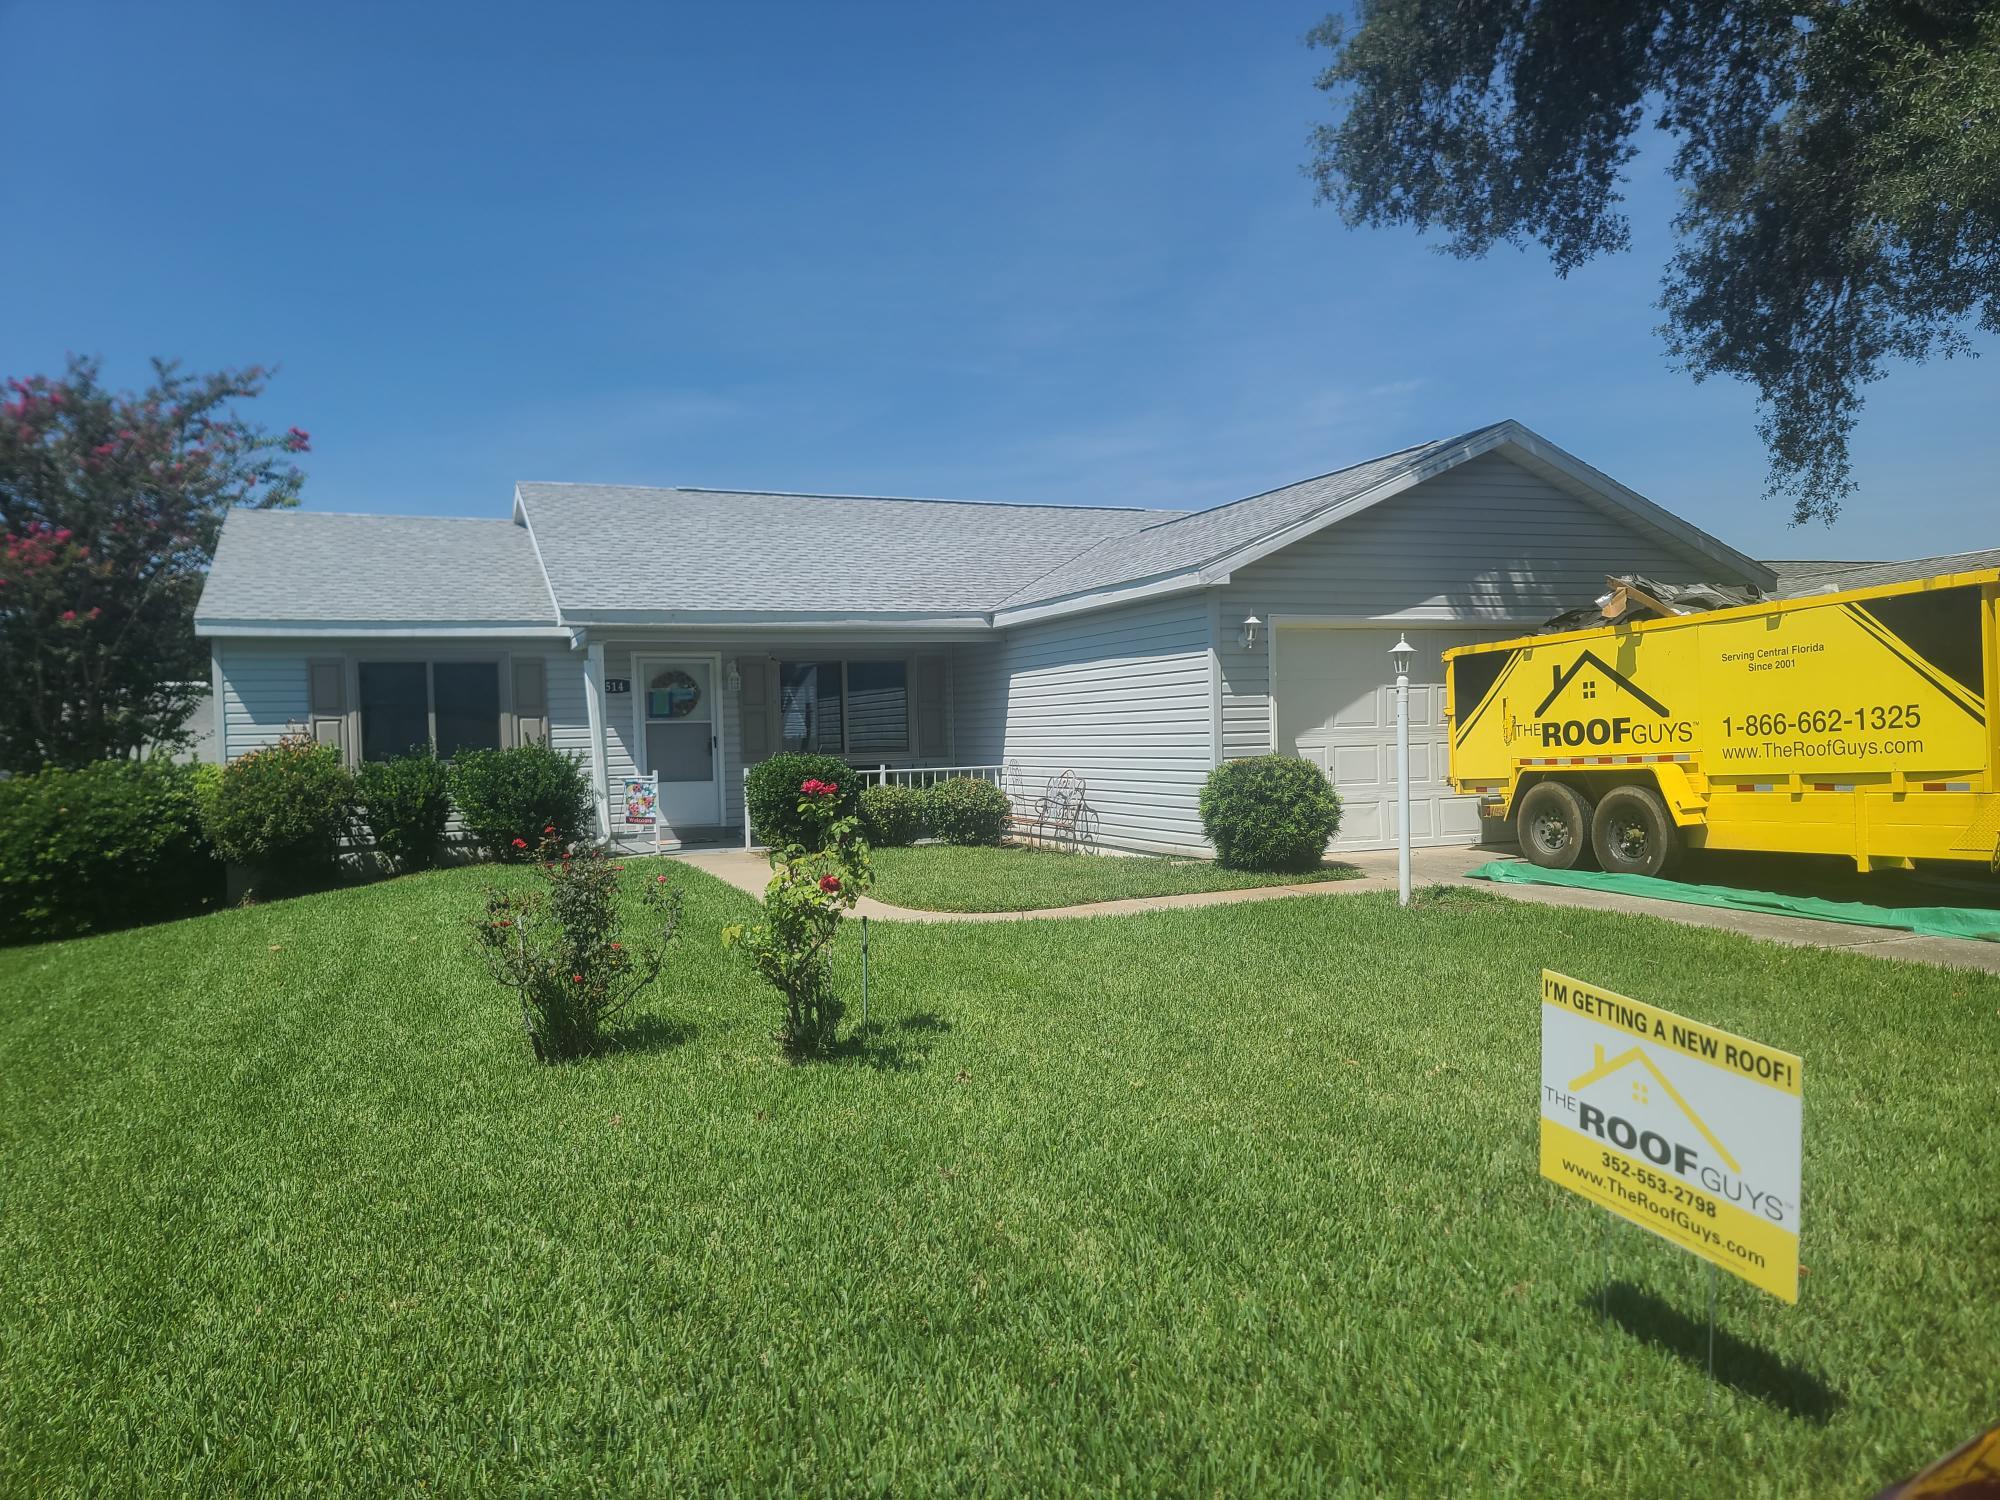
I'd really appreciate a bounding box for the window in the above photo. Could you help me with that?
[779,659,908,755]
[358,660,501,761]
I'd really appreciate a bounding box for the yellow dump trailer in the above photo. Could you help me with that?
[1443,567,2000,876]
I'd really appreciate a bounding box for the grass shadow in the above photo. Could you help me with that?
[1590,1280,1842,1423]
[603,1013,698,1056]
[813,1011,954,1072]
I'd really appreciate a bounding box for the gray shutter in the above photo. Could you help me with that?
[513,656,548,745]
[307,658,347,756]
[738,657,773,762]
[915,657,947,760]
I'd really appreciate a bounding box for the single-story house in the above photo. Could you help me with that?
[194,419,1771,855]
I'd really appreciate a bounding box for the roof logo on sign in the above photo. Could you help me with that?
[1568,1042,1742,1173]
[1534,650,1670,718]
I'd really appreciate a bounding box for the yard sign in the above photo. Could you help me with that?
[623,775,662,853]
[1539,970,1802,1302]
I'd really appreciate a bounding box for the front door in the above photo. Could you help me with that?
[636,656,721,829]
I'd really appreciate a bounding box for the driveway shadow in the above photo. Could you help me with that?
[1588,1280,1842,1423]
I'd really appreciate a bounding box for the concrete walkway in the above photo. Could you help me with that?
[668,845,2000,974]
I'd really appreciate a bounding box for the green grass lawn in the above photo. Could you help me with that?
[867,842,1357,911]
[2,865,1996,1495]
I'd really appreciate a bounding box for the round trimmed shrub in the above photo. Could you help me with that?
[745,752,859,849]
[358,746,453,873]
[448,742,593,862]
[1199,756,1342,871]
[205,732,357,891]
[0,759,222,944]
[923,777,1010,846]
[860,783,926,847]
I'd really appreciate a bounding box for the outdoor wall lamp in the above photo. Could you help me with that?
[1238,616,1262,651]
[725,660,743,694]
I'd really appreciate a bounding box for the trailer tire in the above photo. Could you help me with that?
[1591,785,1681,879]
[1517,781,1597,871]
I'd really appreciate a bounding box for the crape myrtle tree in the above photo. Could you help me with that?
[1306,2,2000,524]
[0,358,308,772]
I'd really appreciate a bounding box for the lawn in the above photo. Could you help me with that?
[1,864,1996,1495]
[867,842,1357,911]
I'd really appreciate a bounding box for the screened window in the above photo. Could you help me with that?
[358,660,501,761]
[778,659,907,755]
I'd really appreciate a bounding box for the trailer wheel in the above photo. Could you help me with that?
[1517,782,1597,871]
[1591,785,1681,879]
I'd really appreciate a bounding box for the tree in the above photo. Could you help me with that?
[0,358,307,772]
[1306,2,2000,524]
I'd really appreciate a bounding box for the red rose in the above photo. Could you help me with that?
[572,974,583,984]
[819,874,841,893]
[609,942,622,951]
[824,781,838,795]
[543,825,555,834]
[511,838,528,849]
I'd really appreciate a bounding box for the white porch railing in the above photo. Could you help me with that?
[741,764,1010,849]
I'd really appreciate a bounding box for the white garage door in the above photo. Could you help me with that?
[1274,625,1511,852]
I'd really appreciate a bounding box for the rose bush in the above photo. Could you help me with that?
[473,829,683,1062]
[723,776,872,1056]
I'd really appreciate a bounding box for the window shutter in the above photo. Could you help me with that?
[915,657,947,759]
[737,657,772,762]
[513,656,548,745]
[307,658,347,756]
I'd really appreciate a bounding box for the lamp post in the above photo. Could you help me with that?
[1389,634,1413,907]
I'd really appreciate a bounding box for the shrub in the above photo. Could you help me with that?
[724,776,872,1056]
[474,832,683,1062]
[204,732,357,892]
[860,783,926,847]
[1199,756,1343,871]
[449,742,593,861]
[358,746,453,873]
[923,777,1010,846]
[0,759,222,945]
[745,752,858,848]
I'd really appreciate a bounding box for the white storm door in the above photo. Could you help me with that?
[635,656,721,828]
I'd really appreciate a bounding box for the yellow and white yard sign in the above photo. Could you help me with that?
[1540,971,1802,1302]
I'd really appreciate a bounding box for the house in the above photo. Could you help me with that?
[194,420,1770,855]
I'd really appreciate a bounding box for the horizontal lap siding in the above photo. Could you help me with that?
[1218,453,1716,759]
[990,595,1214,855]
[217,644,311,758]
[949,641,1008,767]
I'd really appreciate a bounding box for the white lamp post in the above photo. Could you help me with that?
[1389,634,1413,907]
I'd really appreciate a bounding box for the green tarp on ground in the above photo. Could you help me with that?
[1466,861,2000,943]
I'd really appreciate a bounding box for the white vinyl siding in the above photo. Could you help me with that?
[959,594,1214,855]
[1217,452,1724,763]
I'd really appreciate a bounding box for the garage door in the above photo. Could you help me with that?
[1274,625,1512,852]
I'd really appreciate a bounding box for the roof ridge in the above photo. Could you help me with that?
[1113,434,1455,541]
[519,479,1170,516]
[233,509,517,523]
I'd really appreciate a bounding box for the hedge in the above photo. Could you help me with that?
[745,753,860,850]
[0,760,223,945]
[1198,756,1342,871]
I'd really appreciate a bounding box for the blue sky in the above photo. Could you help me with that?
[3,1,1993,563]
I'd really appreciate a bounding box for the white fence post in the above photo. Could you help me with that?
[742,767,752,851]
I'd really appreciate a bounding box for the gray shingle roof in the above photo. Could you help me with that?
[990,429,1507,609]
[514,483,1171,617]
[197,511,557,626]
[1767,549,2000,597]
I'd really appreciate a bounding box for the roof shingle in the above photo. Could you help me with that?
[197,511,557,627]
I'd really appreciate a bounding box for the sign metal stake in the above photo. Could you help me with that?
[860,915,869,1031]
[1706,1261,1717,1409]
